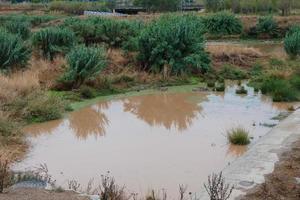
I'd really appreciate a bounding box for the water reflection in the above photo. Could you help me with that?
[69,101,110,139]
[226,145,248,157]
[123,93,204,131]
[23,119,62,137]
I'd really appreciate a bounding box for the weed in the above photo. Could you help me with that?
[79,86,96,99]
[227,127,250,145]
[207,80,216,88]
[215,83,225,92]
[0,158,10,193]
[204,172,234,200]
[235,86,248,94]
[218,65,248,80]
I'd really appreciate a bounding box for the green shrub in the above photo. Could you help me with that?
[32,27,76,60]
[9,92,68,123]
[203,12,243,36]
[286,25,300,37]
[63,17,143,48]
[256,16,278,37]
[3,20,30,39]
[227,127,250,145]
[261,76,298,102]
[284,29,300,59]
[62,46,107,89]
[290,75,300,90]
[207,80,215,87]
[0,30,31,71]
[137,14,210,75]
[79,86,96,99]
[218,65,248,80]
[0,115,19,138]
[235,86,248,94]
[215,82,225,91]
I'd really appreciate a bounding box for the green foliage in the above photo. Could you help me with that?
[218,65,248,80]
[235,86,248,94]
[62,46,107,89]
[256,16,278,37]
[137,14,210,75]
[284,28,300,58]
[3,20,30,40]
[134,0,180,11]
[32,27,76,60]
[203,12,243,36]
[0,14,57,27]
[63,17,143,48]
[79,86,96,99]
[227,127,250,145]
[0,30,31,71]
[260,75,298,102]
[204,0,225,12]
[215,82,225,91]
[286,25,300,37]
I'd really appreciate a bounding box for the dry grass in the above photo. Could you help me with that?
[207,45,263,67]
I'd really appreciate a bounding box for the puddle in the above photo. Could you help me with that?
[14,84,290,197]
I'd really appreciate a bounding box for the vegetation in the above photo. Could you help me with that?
[256,16,279,38]
[218,65,248,80]
[62,46,107,89]
[32,27,76,61]
[235,86,248,94]
[227,127,250,145]
[138,14,210,76]
[0,30,31,71]
[284,26,300,58]
[134,0,180,12]
[3,20,30,40]
[203,12,243,36]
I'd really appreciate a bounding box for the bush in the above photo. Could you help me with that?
[9,92,68,123]
[256,16,279,38]
[137,14,210,75]
[0,30,31,71]
[3,20,30,40]
[235,86,247,94]
[79,86,96,99]
[203,12,243,36]
[261,76,298,102]
[284,28,300,59]
[215,82,225,91]
[218,65,248,80]
[32,27,76,60]
[63,17,143,48]
[62,46,107,89]
[227,127,250,145]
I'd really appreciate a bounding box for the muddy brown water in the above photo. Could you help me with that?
[13,84,291,197]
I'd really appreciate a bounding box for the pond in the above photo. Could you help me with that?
[13,83,290,197]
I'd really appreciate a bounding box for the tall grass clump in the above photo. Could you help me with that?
[227,127,250,145]
[32,27,75,61]
[256,16,278,38]
[284,27,300,59]
[260,75,298,102]
[137,14,210,76]
[62,46,107,89]
[218,65,248,80]
[203,12,243,36]
[3,20,30,40]
[0,30,31,71]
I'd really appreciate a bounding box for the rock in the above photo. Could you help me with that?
[295,177,300,184]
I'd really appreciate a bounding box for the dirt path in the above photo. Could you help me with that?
[241,139,300,200]
[0,188,90,200]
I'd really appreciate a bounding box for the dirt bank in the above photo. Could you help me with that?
[241,139,300,200]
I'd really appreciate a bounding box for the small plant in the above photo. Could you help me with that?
[235,86,248,94]
[227,127,250,145]
[204,172,234,200]
[79,86,96,99]
[284,28,300,59]
[215,83,225,92]
[3,20,30,40]
[218,65,248,80]
[207,80,216,88]
[62,46,107,89]
[203,12,243,36]
[0,158,10,193]
[32,27,76,60]
[0,30,31,71]
[256,16,279,38]
[98,173,126,200]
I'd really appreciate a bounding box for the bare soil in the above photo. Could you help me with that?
[241,139,300,200]
[0,188,90,200]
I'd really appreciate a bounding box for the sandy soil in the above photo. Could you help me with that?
[0,188,90,200]
[241,139,300,200]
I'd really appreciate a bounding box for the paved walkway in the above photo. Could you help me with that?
[198,109,300,200]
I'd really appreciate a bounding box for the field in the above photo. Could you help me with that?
[0,1,300,199]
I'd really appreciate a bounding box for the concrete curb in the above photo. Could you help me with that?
[198,109,300,200]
